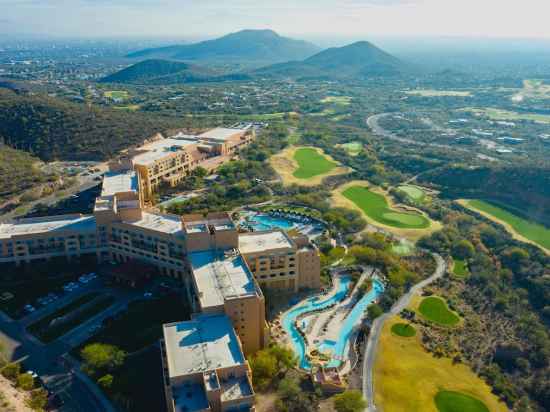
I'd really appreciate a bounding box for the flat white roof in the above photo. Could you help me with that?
[0,215,96,239]
[124,212,184,237]
[238,231,294,255]
[132,138,197,165]
[190,250,256,309]
[101,171,138,196]
[198,127,246,142]
[163,314,245,378]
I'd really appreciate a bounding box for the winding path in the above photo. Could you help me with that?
[362,252,446,412]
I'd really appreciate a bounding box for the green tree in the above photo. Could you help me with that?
[249,350,277,391]
[17,372,35,390]
[452,239,475,259]
[1,362,21,381]
[97,374,114,390]
[268,344,297,371]
[81,343,126,375]
[333,390,367,412]
[367,303,384,320]
[26,388,48,410]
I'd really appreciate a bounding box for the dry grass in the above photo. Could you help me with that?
[331,180,442,241]
[373,316,509,412]
[269,146,351,187]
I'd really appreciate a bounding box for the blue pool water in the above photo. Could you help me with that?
[319,279,385,368]
[246,214,296,232]
[282,276,353,369]
[281,276,384,370]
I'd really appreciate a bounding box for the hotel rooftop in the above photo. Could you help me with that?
[101,170,138,196]
[123,211,185,237]
[163,314,245,377]
[132,138,198,166]
[190,250,257,310]
[0,214,96,239]
[198,127,250,142]
[238,231,294,254]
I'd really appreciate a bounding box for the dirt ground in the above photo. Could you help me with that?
[0,375,32,412]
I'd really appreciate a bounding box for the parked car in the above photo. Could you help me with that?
[24,304,36,313]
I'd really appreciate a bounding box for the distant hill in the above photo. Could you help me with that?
[101,59,251,85]
[255,41,407,79]
[126,29,320,66]
[0,88,186,161]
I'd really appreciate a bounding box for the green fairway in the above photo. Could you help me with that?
[453,258,469,278]
[435,391,489,412]
[419,296,460,326]
[398,185,426,202]
[342,186,430,229]
[320,96,352,105]
[461,107,550,124]
[466,199,550,250]
[391,323,416,337]
[292,148,338,179]
[339,142,363,155]
[104,90,129,100]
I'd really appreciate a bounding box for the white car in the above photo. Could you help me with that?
[24,304,36,313]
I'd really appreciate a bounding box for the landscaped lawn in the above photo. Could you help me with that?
[342,186,430,229]
[292,148,338,179]
[418,296,460,327]
[391,323,416,337]
[452,258,469,278]
[435,391,489,412]
[397,185,426,202]
[465,199,550,250]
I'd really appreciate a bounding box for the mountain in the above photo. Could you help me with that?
[0,88,185,161]
[100,59,251,85]
[126,29,320,66]
[254,41,407,79]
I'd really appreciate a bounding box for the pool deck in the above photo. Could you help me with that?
[275,267,379,375]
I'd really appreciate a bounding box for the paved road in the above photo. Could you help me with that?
[366,113,474,154]
[362,252,446,412]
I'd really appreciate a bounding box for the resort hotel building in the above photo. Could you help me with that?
[0,125,321,412]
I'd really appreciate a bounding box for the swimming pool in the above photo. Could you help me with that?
[281,276,384,370]
[245,213,296,232]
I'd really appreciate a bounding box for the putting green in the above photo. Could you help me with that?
[391,323,416,337]
[435,391,489,412]
[464,199,550,251]
[292,148,338,179]
[342,186,430,229]
[398,185,426,202]
[452,258,469,278]
[419,296,460,327]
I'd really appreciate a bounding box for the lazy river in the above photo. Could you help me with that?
[281,275,384,370]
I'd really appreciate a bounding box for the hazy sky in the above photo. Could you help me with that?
[1,0,550,39]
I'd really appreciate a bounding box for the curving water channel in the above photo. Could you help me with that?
[281,275,384,370]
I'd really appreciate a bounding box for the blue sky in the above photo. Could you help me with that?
[1,0,550,39]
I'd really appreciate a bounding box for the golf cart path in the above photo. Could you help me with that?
[362,252,446,412]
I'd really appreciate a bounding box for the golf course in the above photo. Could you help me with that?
[458,199,550,253]
[391,322,416,337]
[342,185,430,229]
[269,146,350,186]
[398,185,426,202]
[418,296,460,327]
[292,147,338,178]
[374,317,508,412]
